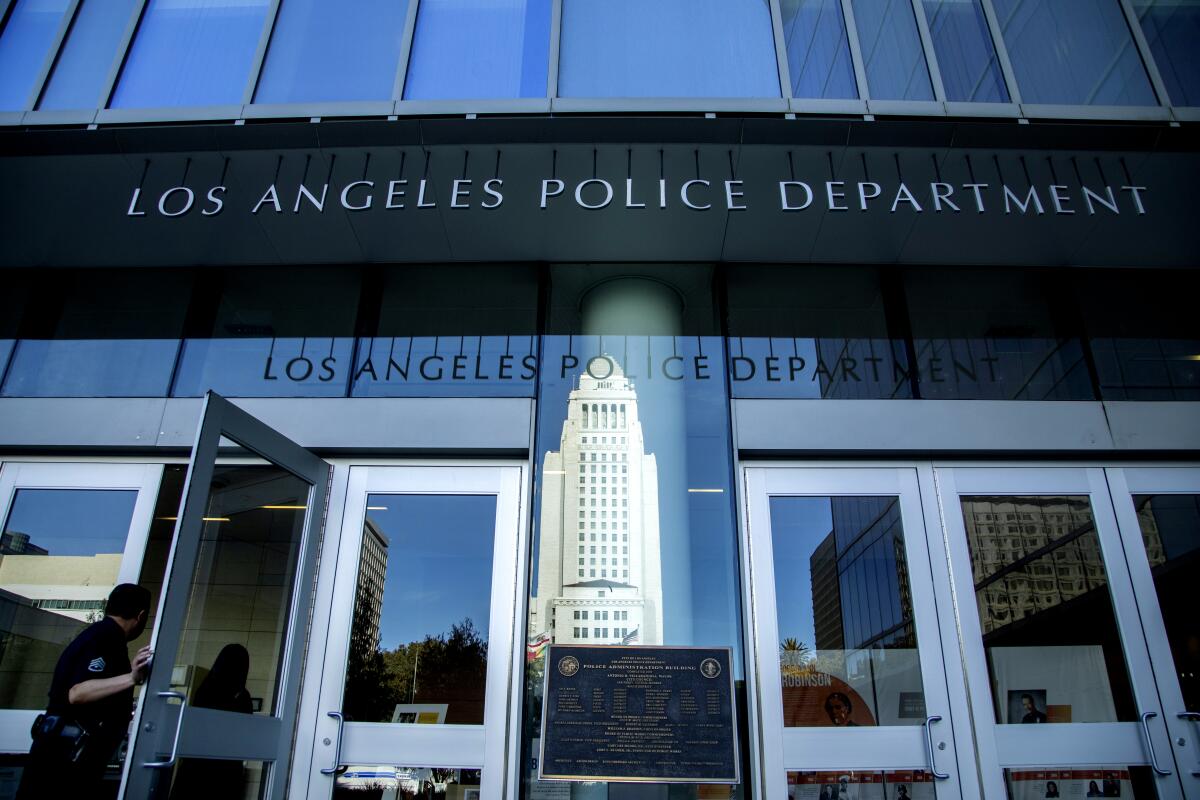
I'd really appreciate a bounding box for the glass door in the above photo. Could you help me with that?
[121,392,331,800]
[301,464,526,799]
[1106,467,1200,789]
[744,466,971,799]
[934,466,1184,799]
[0,462,163,755]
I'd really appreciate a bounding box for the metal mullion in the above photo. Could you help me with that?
[977,0,1022,105]
[909,0,947,102]
[839,0,871,103]
[390,0,422,106]
[0,0,14,34]
[95,0,147,110]
[547,0,563,99]
[1115,0,1174,108]
[240,0,283,107]
[24,0,80,112]
[767,0,792,100]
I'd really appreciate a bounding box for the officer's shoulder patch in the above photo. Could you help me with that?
[87,657,106,673]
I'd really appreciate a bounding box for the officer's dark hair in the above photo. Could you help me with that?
[106,583,151,619]
[824,691,853,713]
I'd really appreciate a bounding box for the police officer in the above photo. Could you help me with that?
[17,583,153,799]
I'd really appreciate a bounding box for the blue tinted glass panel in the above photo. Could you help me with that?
[38,0,138,110]
[254,0,408,104]
[171,337,354,397]
[404,0,550,100]
[1,340,178,397]
[851,0,935,100]
[351,336,538,397]
[0,0,71,111]
[991,0,1156,105]
[780,0,858,99]
[110,0,269,108]
[922,0,1008,102]
[558,0,780,98]
[1132,0,1200,106]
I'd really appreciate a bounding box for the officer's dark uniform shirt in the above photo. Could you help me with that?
[47,617,133,736]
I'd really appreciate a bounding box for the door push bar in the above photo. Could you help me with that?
[923,715,950,779]
[1140,711,1172,776]
[143,691,187,769]
[321,711,345,776]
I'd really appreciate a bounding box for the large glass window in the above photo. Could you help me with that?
[110,0,270,108]
[0,0,72,111]
[850,0,935,100]
[352,265,539,398]
[780,0,858,99]
[1,269,189,397]
[0,489,137,709]
[404,0,551,100]
[342,494,496,725]
[172,267,358,398]
[726,265,912,399]
[902,268,1093,400]
[771,496,926,728]
[37,0,139,110]
[253,0,408,105]
[922,0,1009,102]
[1131,0,1200,107]
[557,0,781,98]
[522,265,747,798]
[990,0,1157,106]
[961,495,1140,723]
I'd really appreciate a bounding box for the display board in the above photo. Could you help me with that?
[539,645,739,783]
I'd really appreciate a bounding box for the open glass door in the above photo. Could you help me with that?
[0,462,163,760]
[934,466,1184,799]
[122,392,330,800]
[744,466,970,799]
[1106,467,1200,790]
[300,464,525,800]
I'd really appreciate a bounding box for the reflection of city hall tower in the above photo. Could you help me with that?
[532,358,664,645]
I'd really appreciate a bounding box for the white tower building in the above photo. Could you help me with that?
[532,357,663,646]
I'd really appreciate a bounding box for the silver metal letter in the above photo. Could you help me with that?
[202,186,226,216]
[126,187,146,216]
[1049,185,1074,214]
[482,179,504,209]
[825,181,847,211]
[158,187,194,217]
[681,180,711,210]
[724,180,746,210]
[252,184,282,214]
[450,179,472,209]
[340,181,374,211]
[857,182,881,211]
[779,181,813,211]
[540,179,565,209]
[575,179,614,210]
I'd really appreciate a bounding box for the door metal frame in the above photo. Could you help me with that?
[294,461,527,800]
[121,391,331,800]
[742,464,969,800]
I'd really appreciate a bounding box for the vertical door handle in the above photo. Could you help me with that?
[923,714,950,779]
[143,691,187,769]
[1140,711,1172,776]
[1180,712,1200,776]
[320,711,345,776]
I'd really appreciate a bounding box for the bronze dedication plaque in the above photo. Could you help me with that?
[539,645,739,784]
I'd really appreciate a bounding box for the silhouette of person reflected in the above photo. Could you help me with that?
[170,644,253,799]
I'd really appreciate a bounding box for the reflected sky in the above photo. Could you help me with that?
[3,488,137,556]
[768,497,831,650]
[366,494,496,650]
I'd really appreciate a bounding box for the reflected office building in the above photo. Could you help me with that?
[532,359,663,646]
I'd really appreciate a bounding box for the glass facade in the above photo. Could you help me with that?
[557,0,781,98]
[0,0,1195,113]
[37,0,138,110]
[991,0,1158,105]
[110,0,271,109]
[254,0,409,104]
[780,0,858,99]
[404,0,551,100]
[850,0,935,101]
[0,0,71,111]
[1,265,1195,403]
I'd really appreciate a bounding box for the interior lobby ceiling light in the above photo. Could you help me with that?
[687,488,725,493]
[260,505,307,509]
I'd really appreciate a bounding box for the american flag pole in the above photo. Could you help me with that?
[621,627,639,645]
